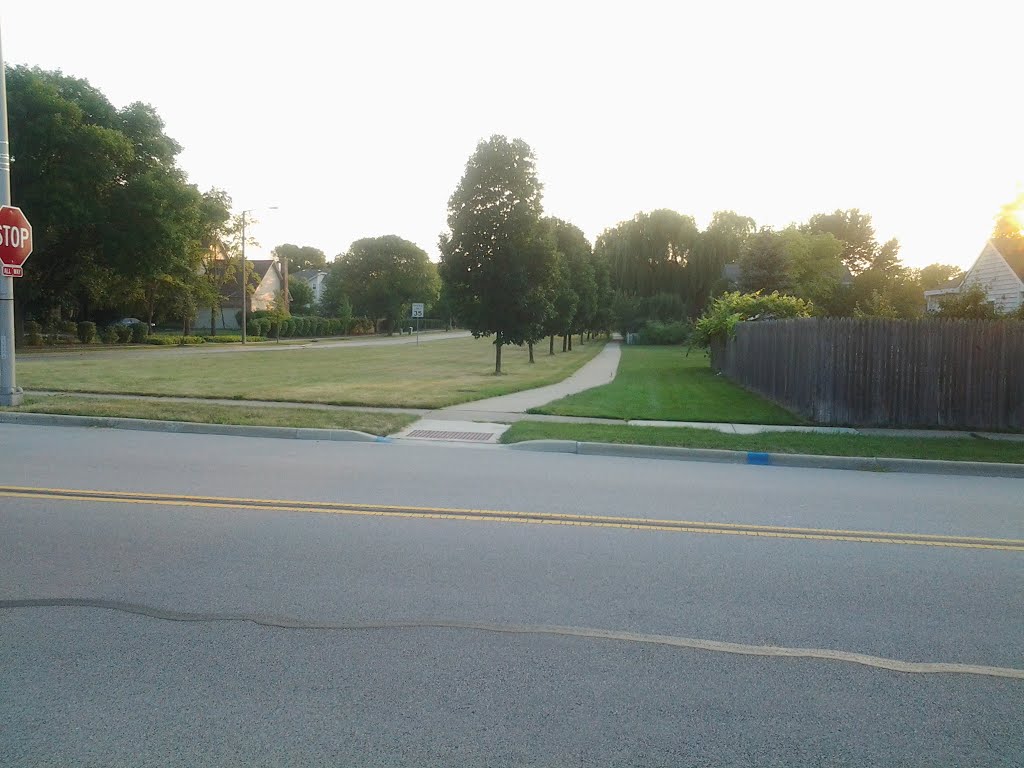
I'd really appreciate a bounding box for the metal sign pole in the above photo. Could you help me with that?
[0,25,22,406]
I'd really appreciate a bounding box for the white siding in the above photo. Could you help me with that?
[961,243,1024,313]
[252,266,283,311]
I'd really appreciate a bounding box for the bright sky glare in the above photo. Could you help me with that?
[3,1,1022,269]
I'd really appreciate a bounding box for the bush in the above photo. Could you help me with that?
[60,320,77,336]
[25,321,42,335]
[76,321,97,344]
[100,325,119,344]
[114,324,133,343]
[130,322,148,343]
[204,335,266,343]
[637,320,692,345]
[147,335,206,345]
[350,316,375,335]
[693,291,814,348]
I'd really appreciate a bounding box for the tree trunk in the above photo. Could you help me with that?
[528,341,535,363]
[579,332,584,345]
[494,339,503,375]
[562,334,568,352]
[549,335,555,355]
[210,307,216,336]
[568,333,573,351]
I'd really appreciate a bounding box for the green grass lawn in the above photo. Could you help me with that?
[533,346,800,424]
[16,336,605,409]
[4,396,417,436]
[500,422,1024,463]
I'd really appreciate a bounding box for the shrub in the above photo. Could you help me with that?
[350,316,375,335]
[146,335,205,345]
[76,321,97,344]
[25,321,42,335]
[100,325,119,344]
[130,322,148,343]
[114,324,133,343]
[693,291,814,348]
[60,320,77,336]
[204,334,266,343]
[637,320,692,345]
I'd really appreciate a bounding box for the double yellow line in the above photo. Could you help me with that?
[1,485,1022,552]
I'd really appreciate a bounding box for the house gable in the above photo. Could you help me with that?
[961,241,1024,313]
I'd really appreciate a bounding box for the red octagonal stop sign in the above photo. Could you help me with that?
[0,206,33,268]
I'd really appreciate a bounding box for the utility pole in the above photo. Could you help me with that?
[240,210,248,344]
[239,206,276,345]
[0,25,23,406]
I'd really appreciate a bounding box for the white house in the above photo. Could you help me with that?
[194,258,285,332]
[291,269,328,304]
[924,241,1024,314]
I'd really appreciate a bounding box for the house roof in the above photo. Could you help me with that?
[292,269,326,281]
[219,259,281,302]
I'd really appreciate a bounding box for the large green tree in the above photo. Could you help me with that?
[6,66,208,331]
[329,235,438,334]
[918,263,964,291]
[273,244,328,273]
[438,135,556,373]
[739,229,793,294]
[804,208,889,274]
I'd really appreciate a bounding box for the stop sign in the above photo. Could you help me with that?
[0,206,33,268]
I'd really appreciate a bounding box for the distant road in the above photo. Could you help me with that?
[1,423,1021,767]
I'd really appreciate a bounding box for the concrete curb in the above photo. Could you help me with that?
[508,439,1024,479]
[0,412,383,443]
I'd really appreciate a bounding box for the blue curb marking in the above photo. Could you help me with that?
[746,451,772,465]
[375,436,393,443]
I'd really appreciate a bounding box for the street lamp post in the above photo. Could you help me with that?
[239,206,277,345]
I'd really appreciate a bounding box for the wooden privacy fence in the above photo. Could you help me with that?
[719,318,1024,430]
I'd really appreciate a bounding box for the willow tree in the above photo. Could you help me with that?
[439,136,555,374]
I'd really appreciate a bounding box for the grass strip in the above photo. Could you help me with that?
[500,422,1024,464]
[3,396,417,436]
[533,346,800,425]
[17,336,605,409]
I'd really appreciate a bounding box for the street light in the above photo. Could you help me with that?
[240,206,277,344]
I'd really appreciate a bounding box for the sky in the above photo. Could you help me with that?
[3,0,1022,270]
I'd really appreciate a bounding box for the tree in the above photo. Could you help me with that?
[775,228,846,310]
[273,244,328,273]
[739,229,793,294]
[597,209,698,299]
[6,66,209,334]
[804,209,883,274]
[331,235,438,334]
[438,135,556,373]
[288,279,315,315]
[992,192,1024,268]
[689,211,757,314]
[547,218,593,350]
[919,264,964,291]
[934,284,1002,320]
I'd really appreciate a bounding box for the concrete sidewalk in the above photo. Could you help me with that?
[392,340,623,443]
[436,341,622,417]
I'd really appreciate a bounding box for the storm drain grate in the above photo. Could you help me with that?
[405,429,495,442]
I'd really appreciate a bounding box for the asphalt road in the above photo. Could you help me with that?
[1,423,1022,767]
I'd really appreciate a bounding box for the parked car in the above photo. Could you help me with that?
[116,317,156,327]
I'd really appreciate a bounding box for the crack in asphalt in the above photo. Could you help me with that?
[4,598,1022,680]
